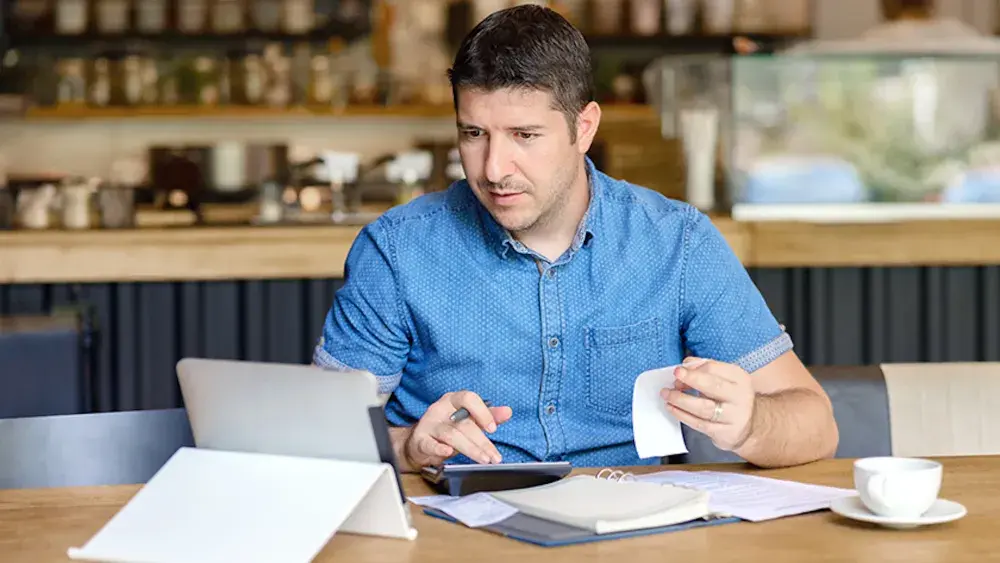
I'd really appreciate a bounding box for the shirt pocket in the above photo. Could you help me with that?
[584,317,667,416]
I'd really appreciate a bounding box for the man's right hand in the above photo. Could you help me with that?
[396,391,512,471]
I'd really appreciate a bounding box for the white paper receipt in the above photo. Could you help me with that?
[632,365,689,459]
[408,493,518,528]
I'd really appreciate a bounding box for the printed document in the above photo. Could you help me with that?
[638,470,855,522]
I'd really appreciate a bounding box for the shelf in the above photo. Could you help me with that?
[5,27,371,50]
[21,104,454,120]
[584,31,810,52]
[5,214,1000,283]
[18,103,657,122]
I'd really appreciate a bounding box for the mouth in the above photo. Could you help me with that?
[487,191,525,206]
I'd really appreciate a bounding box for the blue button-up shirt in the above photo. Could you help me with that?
[315,158,792,467]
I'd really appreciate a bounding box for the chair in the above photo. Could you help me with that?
[0,313,89,418]
[880,362,1000,457]
[670,365,893,464]
[0,408,194,490]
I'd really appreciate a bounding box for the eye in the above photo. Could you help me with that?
[515,132,537,141]
[460,129,483,139]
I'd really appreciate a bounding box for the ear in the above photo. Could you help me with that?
[574,101,602,154]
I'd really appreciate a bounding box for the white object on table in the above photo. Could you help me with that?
[408,493,518,528]
[631,365,689,459]
[67,447,416,563]
[830,496,966,529]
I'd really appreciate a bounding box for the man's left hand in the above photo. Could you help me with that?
[660,357,756,452]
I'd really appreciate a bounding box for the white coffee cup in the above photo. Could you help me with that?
[853,457,942,518]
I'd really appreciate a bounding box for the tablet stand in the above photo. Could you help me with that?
[67,447,417,563]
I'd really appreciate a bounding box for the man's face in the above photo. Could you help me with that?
[455,87,585,235]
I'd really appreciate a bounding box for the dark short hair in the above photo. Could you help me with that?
[447,5,593,142]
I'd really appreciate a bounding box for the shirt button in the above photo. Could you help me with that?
[546,270,556,279]
[548,336,559,348]
[545,404,556,415]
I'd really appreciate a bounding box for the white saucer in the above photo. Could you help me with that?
[830,495,967,529]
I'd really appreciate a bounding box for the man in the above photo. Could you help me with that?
[315,6,838,472]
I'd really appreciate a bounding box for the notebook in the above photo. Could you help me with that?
[421,469,739,547]
[491,473,711,534]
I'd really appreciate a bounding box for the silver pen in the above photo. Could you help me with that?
[450,400,492,423]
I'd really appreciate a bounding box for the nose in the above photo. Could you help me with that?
[484,137,515,184]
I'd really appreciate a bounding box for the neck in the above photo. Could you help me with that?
[515,161,590,262]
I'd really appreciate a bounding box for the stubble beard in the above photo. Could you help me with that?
[484,166,578,236]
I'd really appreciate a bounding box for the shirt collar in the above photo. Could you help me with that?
[477,156,600,260]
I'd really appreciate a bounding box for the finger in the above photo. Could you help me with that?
[412,433,454,462]
[670,370,693,392]
[667,402,723,436]
[661,388,723,422]
[434,423,498,465]
[457,418,504,462]
[450,392,498,433]
[489,406,513,424]
[683,357,744,383]
[674,366,736,402]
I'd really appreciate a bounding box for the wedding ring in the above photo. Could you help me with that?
[711,401,723,423]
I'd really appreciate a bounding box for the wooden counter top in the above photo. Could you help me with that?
[2,216,999,284]
[1,456,996,562]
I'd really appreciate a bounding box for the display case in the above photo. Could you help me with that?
[724,42,1000,221]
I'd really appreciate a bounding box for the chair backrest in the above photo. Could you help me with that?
[0,408,193,490]
[0,314,86,418]
[670,365,892,464]
[881,362,1000,457]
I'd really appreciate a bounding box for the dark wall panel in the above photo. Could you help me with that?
[748,266,1000,368]
[2,266,999,413]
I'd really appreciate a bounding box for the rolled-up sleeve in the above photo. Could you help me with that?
[314,219,410,395]
[679,208,792,373]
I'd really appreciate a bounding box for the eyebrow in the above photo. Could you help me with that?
[455,122,545,132]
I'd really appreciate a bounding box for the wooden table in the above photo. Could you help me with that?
[1,456,995,562]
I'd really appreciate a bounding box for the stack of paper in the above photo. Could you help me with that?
[637,470,856,522]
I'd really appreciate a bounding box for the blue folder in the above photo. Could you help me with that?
[423,507,742,548]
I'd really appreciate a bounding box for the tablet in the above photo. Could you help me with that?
[421,461,572,496]
[175,357,406,502]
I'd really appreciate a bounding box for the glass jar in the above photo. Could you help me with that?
[122,56,143,105]
[177,0,210,33]
[55,0,89,34]
[135,0,169,33]
[630,0,661,36]
[702,0,734,34]
[591,0,624,35]
[735,0,767,32]
[250,0,283,31]
[309,55,332,104]
[56,58,87,105]
[283,0,314,34]
[96,0,130,34]
[243,55,265,105]
[90,58,112,107]
[213,0,246,33]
